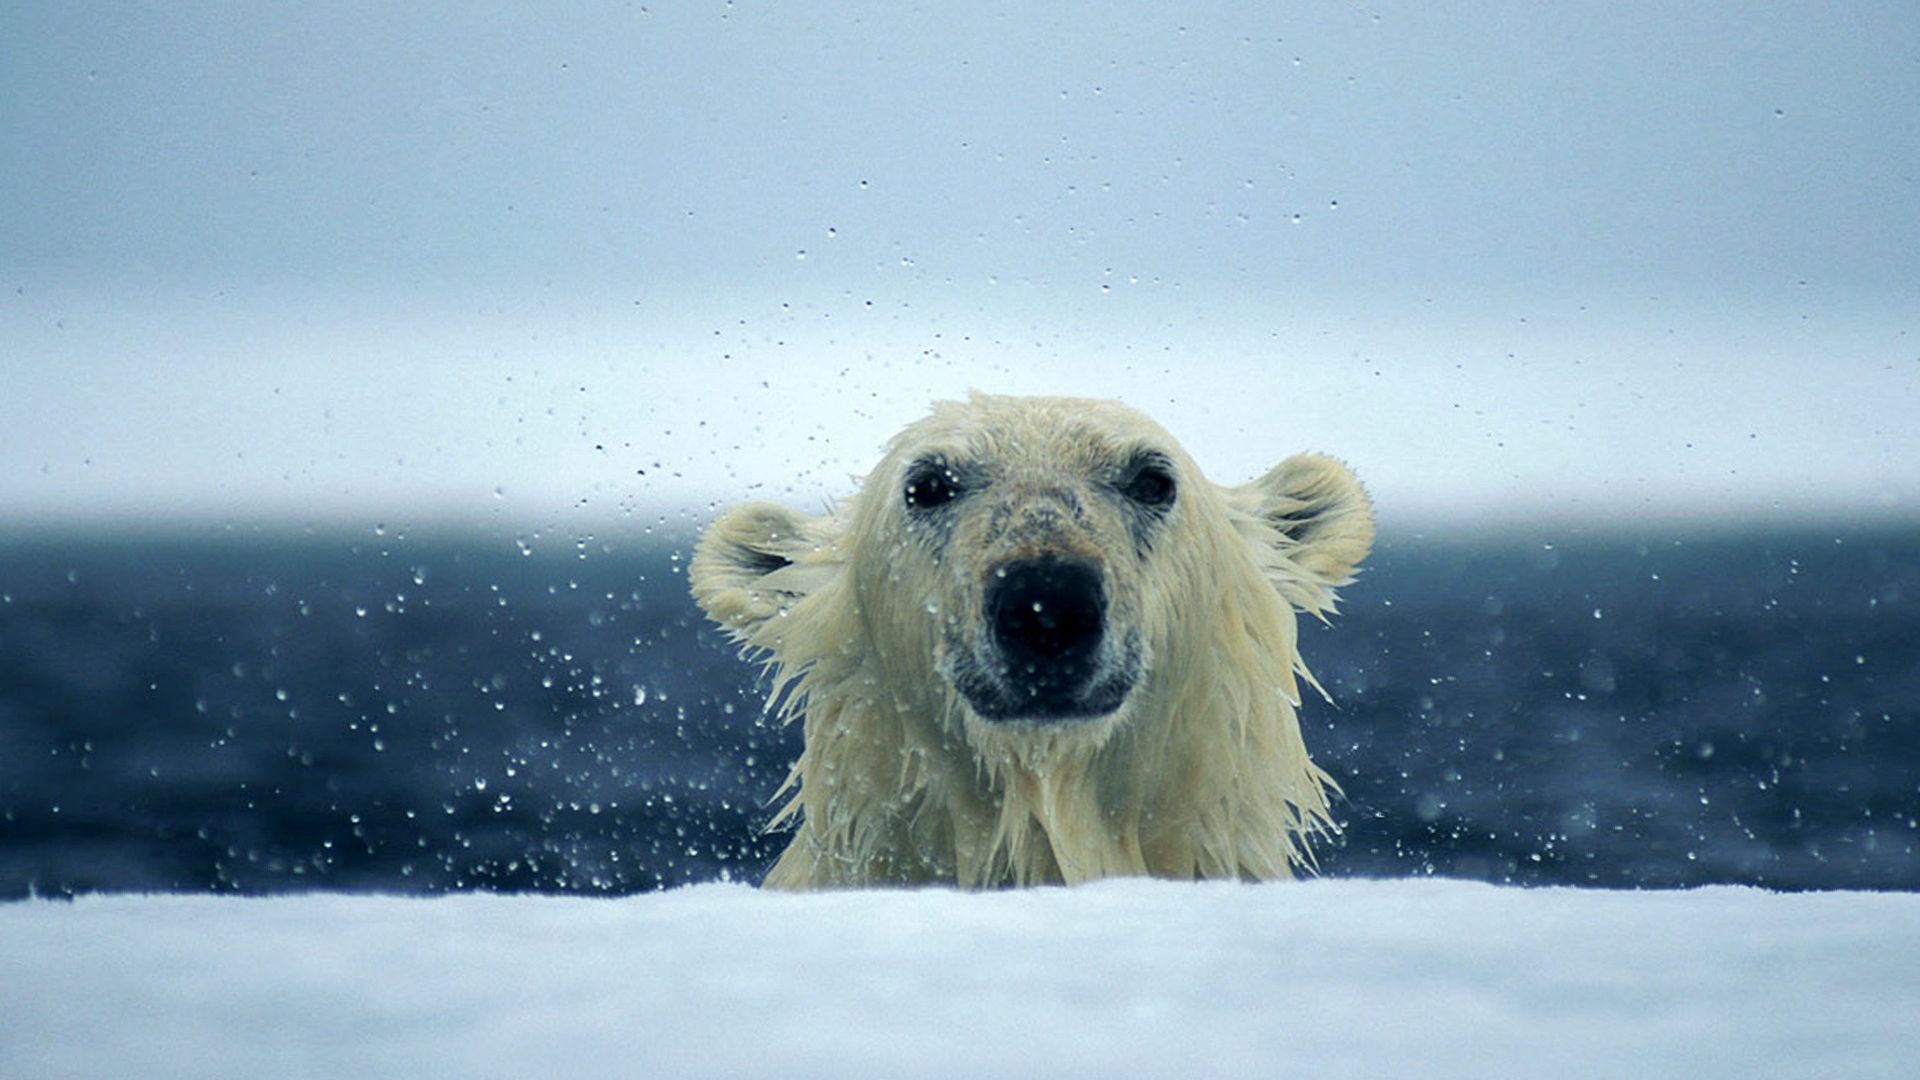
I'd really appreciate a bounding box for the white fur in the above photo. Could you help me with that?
[691,392,1373,889]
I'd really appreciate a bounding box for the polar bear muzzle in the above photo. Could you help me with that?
[949,555,1141,723]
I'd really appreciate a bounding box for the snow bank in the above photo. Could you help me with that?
[3,879,1914,1079]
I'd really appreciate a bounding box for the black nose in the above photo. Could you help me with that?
[986,557,1106,677]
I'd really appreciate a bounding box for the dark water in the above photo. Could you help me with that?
[2,523,1916,897]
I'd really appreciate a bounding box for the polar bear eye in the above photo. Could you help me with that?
[1120,459,1177,510]
[904,463,962,510]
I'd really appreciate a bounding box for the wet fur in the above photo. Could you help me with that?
[691,393,1373,888]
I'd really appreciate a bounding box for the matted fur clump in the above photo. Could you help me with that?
[691,392,1373,889]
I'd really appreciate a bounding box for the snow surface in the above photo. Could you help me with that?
[2,879,1915,1079]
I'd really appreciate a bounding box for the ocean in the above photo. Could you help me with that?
[3,523,1915,896]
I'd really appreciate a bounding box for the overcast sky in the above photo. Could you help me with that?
[3,2,1916,531]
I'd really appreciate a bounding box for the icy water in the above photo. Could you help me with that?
[2,524,1915,897]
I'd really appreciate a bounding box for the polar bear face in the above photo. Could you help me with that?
[860,396,1187,730]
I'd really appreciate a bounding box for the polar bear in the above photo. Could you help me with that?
[691,392,1373,889]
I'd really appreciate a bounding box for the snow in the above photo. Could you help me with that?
[3,879,1915,1080]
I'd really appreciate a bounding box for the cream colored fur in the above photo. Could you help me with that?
[690,393,1373,889]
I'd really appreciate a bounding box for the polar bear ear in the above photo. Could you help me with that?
[1229,453,1375,614]
[689,502,843,641]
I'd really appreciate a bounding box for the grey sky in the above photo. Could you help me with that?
[3,2,1916,527]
